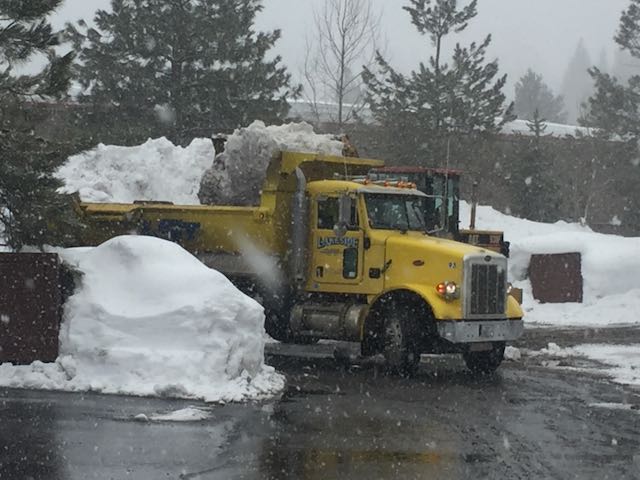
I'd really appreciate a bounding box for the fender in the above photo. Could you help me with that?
[368,284,462,321]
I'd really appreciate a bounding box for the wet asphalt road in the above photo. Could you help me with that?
[1,333,640,480]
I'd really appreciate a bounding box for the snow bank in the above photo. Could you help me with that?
[147,407,212,422]
[199,121,343,205]
[500,119,596,138]
[0,236,284,402]
[460,202,640,327]
[531,343,640,388]
[56,137,215,204]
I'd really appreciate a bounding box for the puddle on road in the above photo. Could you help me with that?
[259,445,498,479]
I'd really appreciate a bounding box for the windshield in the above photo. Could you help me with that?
[364,193,426,231]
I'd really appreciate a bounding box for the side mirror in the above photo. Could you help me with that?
[333,221,348,238]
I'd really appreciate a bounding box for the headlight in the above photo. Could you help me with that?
[436,281,459,300]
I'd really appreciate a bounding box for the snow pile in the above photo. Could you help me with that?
[504,346,522,361]
[147,407,212,422]
[500,119,596,138]
[199,121,343,205]
[460,202,640,327]
[56,137,215,204]
[0,236,284,402]
[531,343,640,388]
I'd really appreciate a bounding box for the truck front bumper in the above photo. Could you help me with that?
[437,319,524,344]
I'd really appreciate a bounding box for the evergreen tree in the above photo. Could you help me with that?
[583,0,640,233]
[509,111,559,222]
[560,39,593,124]
[596,48,609,74]
[585,0,640,140]
[0,0,73,99]
[362,0,513,166]
[611,47,639,84]
[0,0,78,250]
[616,0,640,58]
[67,0,299,144]
[514,69,566,123]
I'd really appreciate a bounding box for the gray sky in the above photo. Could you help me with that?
[51,0,629,98]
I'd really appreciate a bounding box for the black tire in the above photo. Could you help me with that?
[382,302,421,376]
[463,342,505,375]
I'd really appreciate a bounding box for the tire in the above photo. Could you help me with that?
[382,303,421,376]
[463,342,505,375]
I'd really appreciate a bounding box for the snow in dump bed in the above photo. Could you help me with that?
[199,120,344,205]
[0,236,284,402]
[55,137,215,204]
[459,202,640,327]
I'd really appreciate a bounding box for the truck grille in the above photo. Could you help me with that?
[468,262,506,317]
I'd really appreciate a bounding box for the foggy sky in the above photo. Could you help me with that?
[51,0,629,99]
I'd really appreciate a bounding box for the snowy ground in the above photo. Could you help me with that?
[459,202,640,328]
[510,342,640,390]
[0,236,284,403]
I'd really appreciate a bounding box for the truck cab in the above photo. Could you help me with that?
[369,167,510,256]
[285,166,523,374]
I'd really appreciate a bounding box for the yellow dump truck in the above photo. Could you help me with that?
[73,151,524,374]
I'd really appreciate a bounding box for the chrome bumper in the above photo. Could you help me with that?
[437,319,524,344]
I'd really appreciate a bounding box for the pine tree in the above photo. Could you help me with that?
[585,0,640,140]
[616,0,640,58]
[596,48,609,74]
[0,0,78,250]
[509,111,560,222]
[67,0,299,145]
[514,69,566,123]
[362,0,513,166]
[583,0,640,233]
[560,39,593,124]
[611,46,640,85]
[0,1,73,99]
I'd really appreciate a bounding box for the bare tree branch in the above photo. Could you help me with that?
[301,0,385,128]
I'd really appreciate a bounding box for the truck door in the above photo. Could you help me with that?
[312,195,364,285]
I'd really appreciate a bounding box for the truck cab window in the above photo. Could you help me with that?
[365,194,426,231]
[317,197,357,230]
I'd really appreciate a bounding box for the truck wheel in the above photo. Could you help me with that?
[463,342,505,375]
[383,304,421,376]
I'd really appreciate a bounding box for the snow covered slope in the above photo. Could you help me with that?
[460,202,640,327]
[0,236,284,402]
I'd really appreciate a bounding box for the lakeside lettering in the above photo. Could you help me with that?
[317,236,359,249]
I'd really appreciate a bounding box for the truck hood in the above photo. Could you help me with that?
[377,231,503,293]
